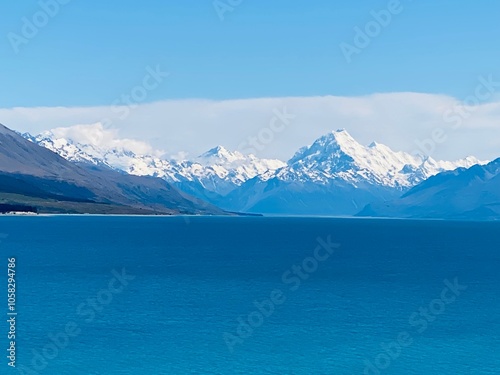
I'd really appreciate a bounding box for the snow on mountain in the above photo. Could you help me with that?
[270,129,484,188]
[24,131,286,196]
[2,126,224,215]
[195,146,286,186]
[24,128,487,215]
[220,129,487,215]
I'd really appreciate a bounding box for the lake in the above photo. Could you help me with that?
[1,216,499,374]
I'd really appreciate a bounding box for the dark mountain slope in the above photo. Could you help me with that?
[358,158,500,220]
[0,124,224,215]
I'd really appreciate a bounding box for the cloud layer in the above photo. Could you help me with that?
[46,123,161,157]
[2,93,500,161]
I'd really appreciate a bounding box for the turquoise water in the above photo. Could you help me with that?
[1,216,500,374]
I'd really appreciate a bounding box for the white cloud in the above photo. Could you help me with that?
[47,123,161,156]
[1,93,500,161]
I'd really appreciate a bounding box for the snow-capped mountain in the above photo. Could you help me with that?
[1,125,223,215]
[24,131,286,200]
[192,146,286,192]
[24,128,486,215]
[274,129,481,187]
[222,130,485,215]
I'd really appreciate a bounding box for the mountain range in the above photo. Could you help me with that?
[0,124,224,215]
[358,158,500,220]
[24,127,489,217]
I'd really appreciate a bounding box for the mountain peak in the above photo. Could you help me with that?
[316,129,363,152]
[201,145,230,157]
[288,129,363,166]
[330,128,354,139]
[284,129,487,188]
[325,129,358,145]
[197,146,244,164]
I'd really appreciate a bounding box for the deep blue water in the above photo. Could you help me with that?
[1,216,500,374]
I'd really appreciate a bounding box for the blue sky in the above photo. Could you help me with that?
[2,0,500,107]
[1,1,500,162]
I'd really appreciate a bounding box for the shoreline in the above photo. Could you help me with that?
[0,213,498,222]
